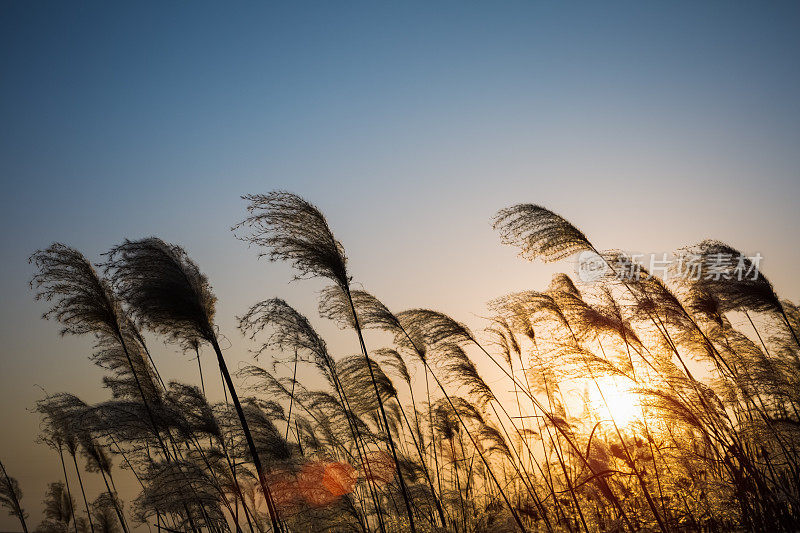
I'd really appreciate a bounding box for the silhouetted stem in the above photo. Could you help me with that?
[392,321,529,531]
[57,446,80,533]
[209,337,282,533]
[395,397,448,528]
[99,467,129,533]
[778,305,800,350]
[285,349,297,441]
[195,346,206,396]
[344,285,418,532]
[0,460,28,533]
[71,453,95,533]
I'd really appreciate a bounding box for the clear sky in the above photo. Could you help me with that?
[1,1,799,528]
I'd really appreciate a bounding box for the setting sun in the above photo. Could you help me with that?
[588,377,641,428]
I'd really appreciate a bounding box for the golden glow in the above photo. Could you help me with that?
[589,377,640,427]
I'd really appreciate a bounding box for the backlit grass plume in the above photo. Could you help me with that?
[0,461,28,533]
[104,237,283,532]
[19,193,800,533]
[492,204,594,262]
[104,238,217,344]
[30,244,122,338]
[236,191,419,532]
[235,192,349,287]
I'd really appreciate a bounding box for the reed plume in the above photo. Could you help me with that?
[492,204,594,262]
[236,191,418,532]
[104,237,282,532]
[22,194,800,532]
[0,460,28,533]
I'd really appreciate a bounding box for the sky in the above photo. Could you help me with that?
[1,1,799,528]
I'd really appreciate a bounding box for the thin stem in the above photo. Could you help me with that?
[209,337,282,533]
[344,285,418,532]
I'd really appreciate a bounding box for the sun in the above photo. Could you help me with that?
[588,377,641,427]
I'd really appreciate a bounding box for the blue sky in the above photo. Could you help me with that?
[1,1,799,527]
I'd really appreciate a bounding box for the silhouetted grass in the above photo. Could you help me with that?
[4,193,797,532]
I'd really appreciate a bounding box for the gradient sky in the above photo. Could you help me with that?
[2,1,800,528]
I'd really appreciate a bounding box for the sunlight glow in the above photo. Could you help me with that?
[589,377,641,427]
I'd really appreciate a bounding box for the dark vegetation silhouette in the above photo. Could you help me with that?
[2,193,798,532]
[1,460,29,533]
